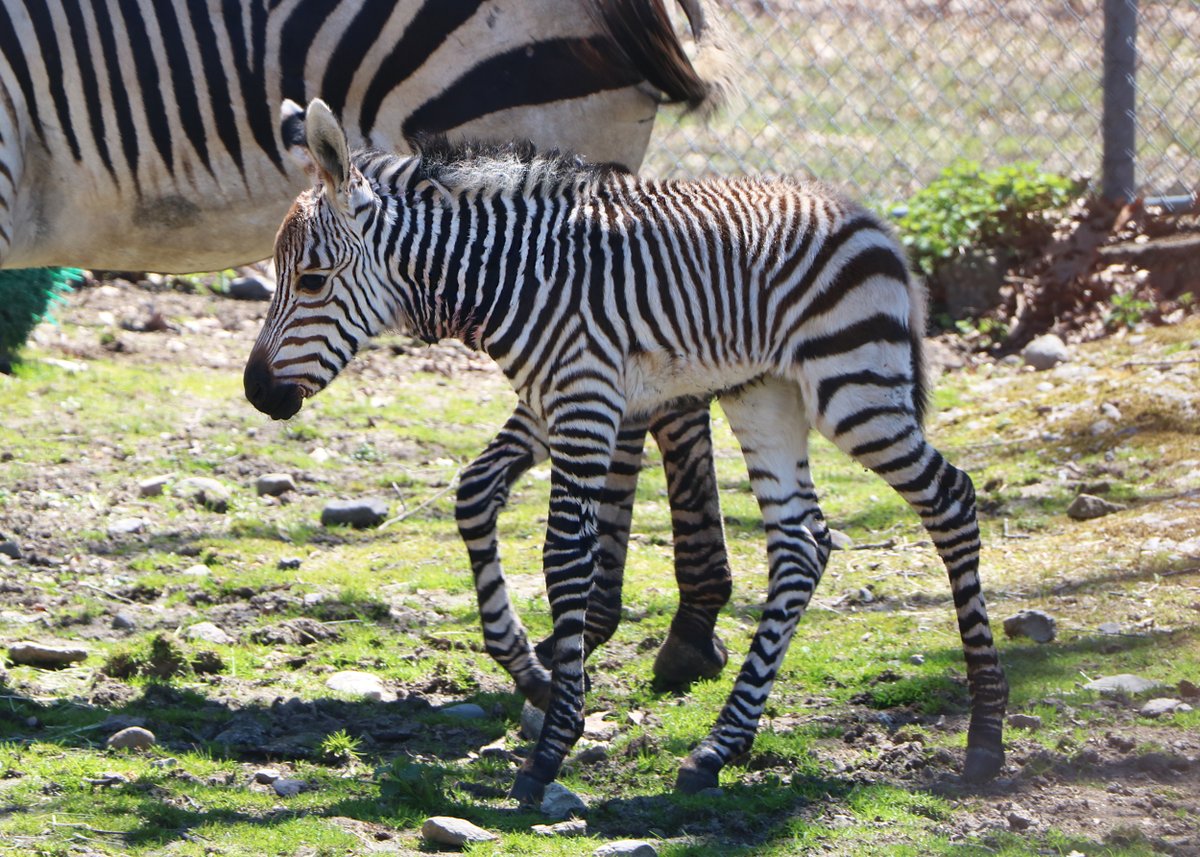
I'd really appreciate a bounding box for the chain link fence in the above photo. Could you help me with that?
[643,0,1200,209]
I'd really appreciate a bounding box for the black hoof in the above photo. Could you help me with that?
[509,772,547,806]
[653,631,728,687]
[962,746,1005,783]
[675,758,720,794]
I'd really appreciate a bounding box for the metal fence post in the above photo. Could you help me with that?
[1102,0,1138,202]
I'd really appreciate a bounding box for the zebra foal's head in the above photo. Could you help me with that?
[244,99,399,420]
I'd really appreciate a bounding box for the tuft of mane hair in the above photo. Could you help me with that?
[399,134,628,196]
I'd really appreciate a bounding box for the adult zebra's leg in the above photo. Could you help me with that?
[676,380,830,793]
[511,394,622,804]
[830,413,1007,782]
[650,399,732,685]
[456,403,553,709]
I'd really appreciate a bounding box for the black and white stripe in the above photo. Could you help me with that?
[0,0,720,272]
[245,101,1008,800]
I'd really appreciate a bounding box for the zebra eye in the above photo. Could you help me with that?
[296,272,328,293]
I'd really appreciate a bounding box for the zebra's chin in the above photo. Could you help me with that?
[244,356,307,421]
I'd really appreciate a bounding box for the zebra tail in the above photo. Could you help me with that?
[585,0,738,116]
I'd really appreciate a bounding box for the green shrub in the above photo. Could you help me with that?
[897,161,1078,279]
[0,267,81,359]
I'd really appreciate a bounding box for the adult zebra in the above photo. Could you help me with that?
[0,1,734,686]
[245,101,1009,798]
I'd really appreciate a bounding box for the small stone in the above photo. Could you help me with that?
[441,702,487,720]
[1022,334,1070,370]
[184,621,233,645]
[1180,679,1199,700]
[1140,698,1192,718]
[0,541,22,559]
[594,840,659,857]
[1007,811,1034,831]
[7,641,88,668]
[320,497,388,528]
[533,818,587,837]
[138,475,171,497]
[325,670,394,702]
[421,816,498,846]
[1067,493,1125,521]
[277,557,302,570]
[271,777,306,797]
[908,654,926,665]
[252,769,282,784]
[182,563,210,576]
[1007,713,1043,731]
[227,275,275,302]
[151,757,178,768]
[256,473,297,497]
[106,726,156,750]
[111,612,136,631]
[174,477,231,513]
[541,781,587,819]
[572,743,609,765]
[1098,622,1122,635]
[521,701,546,740]
[1085,674,1162,695]
[107,518,148,537]
[1002,610,1057,643]
[828,529,853,550]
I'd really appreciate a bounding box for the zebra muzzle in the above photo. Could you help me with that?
[244,354,305,420]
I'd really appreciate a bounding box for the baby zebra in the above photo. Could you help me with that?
[245,99,1008,801]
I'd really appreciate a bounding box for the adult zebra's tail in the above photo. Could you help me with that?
[586,0,736,115]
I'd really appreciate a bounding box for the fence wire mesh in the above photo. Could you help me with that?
[642,1,1200,208]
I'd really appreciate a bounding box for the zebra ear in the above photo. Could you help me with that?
[302,99,352,208]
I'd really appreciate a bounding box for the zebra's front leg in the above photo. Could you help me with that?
[511,399,621,805]
[456,403,553,709]
[677,381,830,793]
[650,400,732,686]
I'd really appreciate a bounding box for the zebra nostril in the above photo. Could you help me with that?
[243,353,274,408]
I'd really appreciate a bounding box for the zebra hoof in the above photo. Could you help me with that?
[653,631,728,687]
[674,756,720,794]
[509,772,547,806]
[962,746,1005,783]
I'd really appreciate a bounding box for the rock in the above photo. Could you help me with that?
[184,621,233,645]
[521,700,546,740]
[1098,622,1122,635]
[1067,493,1125,521]
[174,477,231,513]
[1180,680,1199,700]
[571,743,610,765]
[908,654,926,665]
[7,641,88,668]
[421,816,498,846]
[107,517,148,537]
[250,618,341,646]
[256,473,297,497]
[541,781,587,819]
[0,541,22,559]
[272,777,306,797]
[277,557,302,570]
[533,818,587,836]
[111,612,136,631]
[1002,610,1057,643]
[1140,698,1192,718]
[1007,811,1034,831]
[828,529,853,550]
[1022,334,1070,370]
[138,475,171,497]
[594,840,659,857]
[106,726,156,750]
[326,670,394,702]
[320,498,389,528]
[211,715,269,749]
[1084,674,1162,695]
[441,702,487,720]
[1007,713,1043,731]
[227,275,275,302]
[252,769,282,784]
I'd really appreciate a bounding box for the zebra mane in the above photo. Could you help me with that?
[360,136,626,197]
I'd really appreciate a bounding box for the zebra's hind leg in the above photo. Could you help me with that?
[456,403,553,709]
[831,414,1007,782]
[676,379,830,794]
[650,400,732,686]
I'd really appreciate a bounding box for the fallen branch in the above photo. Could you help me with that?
[1120,357,1200,368]
[379,468,462,529]
[78,582,136,604]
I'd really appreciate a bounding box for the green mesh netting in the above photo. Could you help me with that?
[0,267,82,357]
